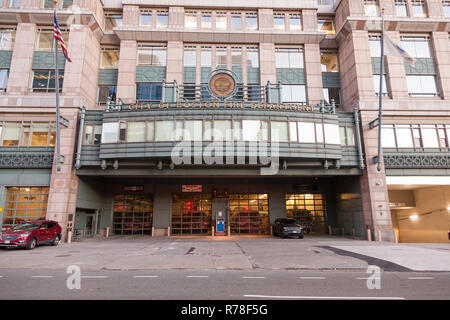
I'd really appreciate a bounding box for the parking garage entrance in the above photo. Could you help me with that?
[285,194,327,234]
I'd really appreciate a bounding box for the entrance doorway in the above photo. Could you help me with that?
[171,194,212,235]
[229,194,269,235]
[113,194,153,235]
[84,214,95,237]
[285,194,327,234]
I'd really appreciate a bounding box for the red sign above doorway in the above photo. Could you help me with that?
[182,185,202,193]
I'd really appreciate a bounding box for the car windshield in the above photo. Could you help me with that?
[280,219,297,224]
[10,223,40,231]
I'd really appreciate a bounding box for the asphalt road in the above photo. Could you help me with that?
[0,268,449,300]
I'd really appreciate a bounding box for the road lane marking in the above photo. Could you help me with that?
[133,276,159,278]
[242,276,266,279]
[356,278,369,280]
[187,276,209,278]
[81,276,108,279]
[299,277,326,280]
[244,294,405,300]
[32,276,53,278]
[408,277,434,280]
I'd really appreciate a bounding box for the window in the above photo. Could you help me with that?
[273,13,285,30]
[156,10,168,27]
[382,124,450,149]
[289,14,302,31]
[184,47,196,67]
[185,11,197,28]
[127,122,146,142]
[31,69,64,92]
[245,13,258,30]
[318,19,335,35]
[36,29,69,51]
[444,1,450,17]
[437,125,448,148]
[201,12,212,29]
[340,127,356,146]
[270,122,288,142]
[216,12,227,29]
[105,14,122,32]
[381,125,397,148]
[8,0,21,8]
[3,187,49,228]
[246,47,259,68]
[411,0,427,17]
[373,74,389,96]
[321,52,339,72]
[84,125,102,145]
[42,0,72,8]
[275,48,304,68]
[323,88,341,105]
[140,11,152,26]
[401,36,430,58]
[231,12,241,29]
[98,85,117,105]
[395,0,408,17]
[364,0,379,16]
[0,28,15,50]
[155,120,174,141]
[406,75,438,96]
[242,120,267,141]
[136,83,163,102]
[369,35,381,57]
[201,46,212,67]
[298,122,316,143]
[0,121,56,147]
[183,120,203,141]
[213,120,232,141]
[281,85,307,103]
[0,69,8,92]
[137,45,166,66]
[216,47,227,68]
[100,48,119,69]
[101,122,119,143]
[231,47,242,67]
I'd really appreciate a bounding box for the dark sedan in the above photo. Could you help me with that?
[272,218,304,239]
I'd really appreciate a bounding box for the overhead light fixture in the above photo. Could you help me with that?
[447,206,450,211]
[409,214,419,221]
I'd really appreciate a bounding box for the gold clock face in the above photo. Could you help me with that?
[209,72,236,98]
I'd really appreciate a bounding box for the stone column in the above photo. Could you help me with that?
[427,0,445,17]
[259,43,276,85]
[384,31,409,100]
[6,23,37,95]
[302,9,317,32]
[169,7,185,29]
[62,25,101,108]
[166,41,184,83]
[338,30,374,111]
[258,9,273,30]
[117,40,137,104]
[431,32,450,100]
[359,111,395,242]
[122,5,139,27]
[304,43,323,106]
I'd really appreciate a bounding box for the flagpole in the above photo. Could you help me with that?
[376,7,385,172]
[54,0,62,172]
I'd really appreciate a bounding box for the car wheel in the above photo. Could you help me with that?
[298,234,304,239]
[26,237,37,250]
[51,235,61,246]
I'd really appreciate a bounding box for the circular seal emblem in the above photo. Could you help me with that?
[208,70,237,99]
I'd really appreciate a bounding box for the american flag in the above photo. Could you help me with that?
[53,11,71,62]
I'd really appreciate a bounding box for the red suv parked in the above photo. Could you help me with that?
[0,221,62,250]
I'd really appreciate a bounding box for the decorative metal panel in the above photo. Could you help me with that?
[32,52,66,69]
[276,68,306,84]
[136,66,166,82]
[0,151,54,168]
[98,69,118,85]
[0,51,12,68]
[384,154,450,169]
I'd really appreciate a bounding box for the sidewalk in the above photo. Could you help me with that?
[0,235,448,272]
